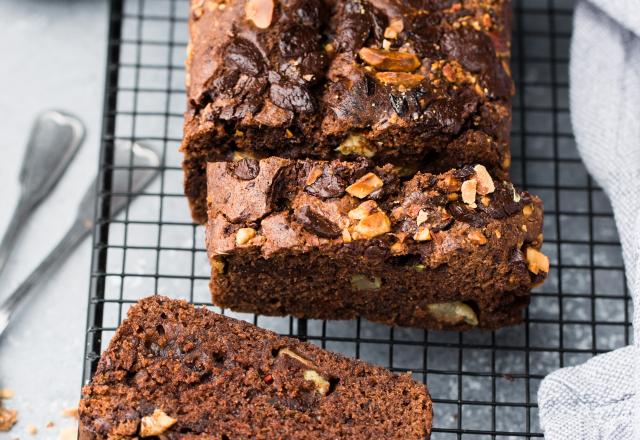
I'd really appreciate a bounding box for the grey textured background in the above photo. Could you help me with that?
[0,0,107,438]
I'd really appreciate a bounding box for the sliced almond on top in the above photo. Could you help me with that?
[346,173,384,198]
[359,47,420,72]
[245,0,274,29]
[375,71,424,88]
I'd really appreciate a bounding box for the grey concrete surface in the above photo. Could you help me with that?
[0,0,108,438]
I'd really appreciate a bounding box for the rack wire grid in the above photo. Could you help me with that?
[82,0,632,438]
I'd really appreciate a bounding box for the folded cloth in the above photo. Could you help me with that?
[537,1,640,439]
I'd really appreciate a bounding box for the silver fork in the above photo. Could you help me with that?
[0,110,85,278]
[0,141,160,339]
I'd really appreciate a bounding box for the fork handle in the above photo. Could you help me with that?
[0,219,91,338]
[0,197,31,279]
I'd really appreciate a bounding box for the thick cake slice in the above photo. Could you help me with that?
[79,296,433,439]
[183,0,514,222]
[206,157,548,330]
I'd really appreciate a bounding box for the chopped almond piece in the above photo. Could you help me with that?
[140,409,177,437]
[473,165,495,195]
[461,179,478,208]
[346,173,384,198]
[526,248,550,274]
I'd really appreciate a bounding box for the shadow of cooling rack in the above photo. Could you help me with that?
[82,0,632,438]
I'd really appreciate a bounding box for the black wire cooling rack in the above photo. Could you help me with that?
[83,0,632,437]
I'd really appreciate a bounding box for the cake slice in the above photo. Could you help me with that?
[206,157,548,330]
[182,0,514,222]
[79,296,433,439]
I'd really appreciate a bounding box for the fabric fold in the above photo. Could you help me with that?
[537,1,640,439]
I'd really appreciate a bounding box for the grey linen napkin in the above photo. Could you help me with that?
[537,1,640,439]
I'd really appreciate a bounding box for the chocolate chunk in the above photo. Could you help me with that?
[225,38,265,75]
[228,158,260,180]
[423,91,479,135]
[295,206,342,238]
[453,165,475,180]
[332,1,383,52]
[421,207,454,232]
[287,0,324,26]
[364,242,388,261]
[477,184,524,219]
[440,27,512,98]
[279,25,320,59]
[305,165,347,199]
[446,202,487,228]
[403,12,442,58]
[509,248,526,266]
[441,28,494,73]
[269,81,316,113]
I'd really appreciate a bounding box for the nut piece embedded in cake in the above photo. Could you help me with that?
[427,302,479,326]
[414,227,431,242]
[140,409,177,437]
[346,173,384,198]
[468,230,488,245]
[336,134,376,158]
[303,370,331,395]
[351,274,382,291]
[236,228,257,245]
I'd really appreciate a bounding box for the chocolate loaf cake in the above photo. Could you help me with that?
[79,296,433,439]
[183,0,514,222]
[206,157,548,330]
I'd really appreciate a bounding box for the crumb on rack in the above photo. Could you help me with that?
[62,407,79,419]
[0,406,17,431]
[58,425,78,440]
